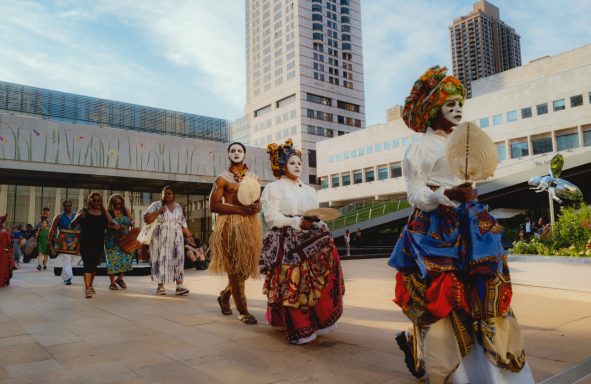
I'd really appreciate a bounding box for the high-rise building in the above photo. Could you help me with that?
[244,0,365,184]
[449,0,521,98]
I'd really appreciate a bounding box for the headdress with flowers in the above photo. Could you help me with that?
[267,139,302,178]
[403,66,466,133]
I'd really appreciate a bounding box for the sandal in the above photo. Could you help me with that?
[237,314,258,325]
[217,296,232,315]
[85,288,93,298]
[90,287,96,294]
[115,279,127,289]
[109,283,119,290]
[156,286,166,296]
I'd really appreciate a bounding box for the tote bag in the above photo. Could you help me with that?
[137,223,156,245]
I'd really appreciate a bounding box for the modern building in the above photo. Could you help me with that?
[243,0,366,184]
[0,81,277,240]
[449,0,521,98]
[317,45,591,209]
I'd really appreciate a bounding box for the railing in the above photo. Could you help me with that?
[327,197,410,231]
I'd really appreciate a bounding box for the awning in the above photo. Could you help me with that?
[489,208,526,219]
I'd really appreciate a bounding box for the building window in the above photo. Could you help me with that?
[350,149,357,158]
[365,168,375,183]
[393,139,400,148]
[313,23,323,31]
[583,130,591,146]
[254,104,271,117]
[309,175,317,185]
[336,100,360,112]
[521,107,532,119]
[532,137,553,155]
[553,99,565,111]
[390,162,402,178]
[536,103,548,115]
[276,94,296,108]
[321,177,329,189]
[358,147,365,156]
[510,141,529,158]
[479,117,489,128]
[329,155,335,163]
[307,93,331,106]
[571,94,583,108]
[401,137,410,146]
[342,174,351,186]
[375,143,382,152]
[556,133,579,150]
[384,141,392,150]
[377,165,388,180]
[366,145,373,154]
[353,170,363,184]
[331,175,340,187]
[496,142,507,161]
[308,149,317,167]
[313,32,323,41]
[506,110,517,122]
[492,114,503,125]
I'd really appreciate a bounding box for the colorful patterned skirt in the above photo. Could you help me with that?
[389,200,530,381]
[261,226,345,343]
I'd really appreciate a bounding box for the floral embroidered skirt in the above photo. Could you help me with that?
[261,226,345,343]
[388,200,531,381]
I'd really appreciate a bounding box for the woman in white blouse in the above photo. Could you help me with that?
[389,66,533,384]
[260,139,345,345]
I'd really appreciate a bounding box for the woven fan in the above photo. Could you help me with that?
[445,122,498,182]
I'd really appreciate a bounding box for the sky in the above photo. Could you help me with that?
[1,0,590,126]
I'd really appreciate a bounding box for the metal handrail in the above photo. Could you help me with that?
[327,198,409,230]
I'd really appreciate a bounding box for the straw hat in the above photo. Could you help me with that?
[237,176,261,206]
[446,122,498,181]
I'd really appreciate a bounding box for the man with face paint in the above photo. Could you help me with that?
[259,139,344,344]
[388,66,534,383]
[208,142,263,325]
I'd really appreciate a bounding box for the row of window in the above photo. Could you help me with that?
[306,93,361,112]
[252,125,299,147]
[252,109,297,132]
[306,108,362,127]
[496,130,591,161]
[479,92,591,128]
[320,162,403,189]
[328,135,419,163]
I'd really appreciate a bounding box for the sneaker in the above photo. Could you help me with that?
[156,286,166,296]
[43,266,47,270]
[37,265,42,271]
[175,286,189,296]
[65,279,72,285]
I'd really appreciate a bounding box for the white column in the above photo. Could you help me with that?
[0,185,8,215]
[54,188,63,216]
[27,186,36,225]
[577,125,584,147]
[526,135,533,157]
[504,140,510,160]
[78,189,85,211]
[551,130,557,152]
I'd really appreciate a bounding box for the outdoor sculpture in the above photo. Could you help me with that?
[528,154,583,223]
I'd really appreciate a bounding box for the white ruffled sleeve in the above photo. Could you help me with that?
[404,143,456,212]
[261,182,301,230]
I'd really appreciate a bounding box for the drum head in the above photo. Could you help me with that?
[237,176,261,206]
[303,208,340,222]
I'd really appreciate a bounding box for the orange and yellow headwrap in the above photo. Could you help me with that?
[403,66,466,133]
[267,139,302,178]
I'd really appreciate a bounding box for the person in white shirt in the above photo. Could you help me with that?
[389,66,533,384]
[260,139,345,344]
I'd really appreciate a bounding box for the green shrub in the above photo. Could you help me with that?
[552,203,591,249]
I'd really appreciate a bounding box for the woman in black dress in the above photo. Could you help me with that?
[72,192,120,298]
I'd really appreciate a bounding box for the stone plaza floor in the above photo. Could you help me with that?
[1,257,591,383]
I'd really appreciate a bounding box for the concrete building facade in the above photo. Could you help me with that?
[317,45,591,207]
[243,0,366,184]
[450,0,521,98]
[0,81,276,240]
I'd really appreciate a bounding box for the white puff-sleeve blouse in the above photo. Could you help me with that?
[261,177,318,230]
[403,128,464,212]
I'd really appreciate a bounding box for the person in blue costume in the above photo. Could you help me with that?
[48,200,76,285]
[389,66,534,384]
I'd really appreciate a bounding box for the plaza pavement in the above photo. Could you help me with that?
[1,257,591,384]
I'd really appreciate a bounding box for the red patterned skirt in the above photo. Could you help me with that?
[261,226,345,343]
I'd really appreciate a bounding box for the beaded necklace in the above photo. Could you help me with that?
[228,164,249,182]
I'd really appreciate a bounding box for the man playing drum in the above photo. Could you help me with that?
[208,142,263,325]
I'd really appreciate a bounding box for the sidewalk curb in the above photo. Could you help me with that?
[508,254,591,264]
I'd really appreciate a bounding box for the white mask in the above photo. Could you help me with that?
[285,155,302,179]
[228,144,245,164]
[441,99,463,126]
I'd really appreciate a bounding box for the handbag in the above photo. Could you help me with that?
[137,223,156,245]
[116,227,142,253]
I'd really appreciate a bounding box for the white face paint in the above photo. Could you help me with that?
[228,144,245,164]
[441,99,463,126]
[285,155,302,179]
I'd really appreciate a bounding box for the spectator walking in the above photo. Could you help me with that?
[143,186,194,296]
[49,200,76,285]
[22,224,37,263]
[35,220,50,271]
[11,225,24,267]
[522,217,533,240]
[0,214,15,287]
[105,194,135,291]
[71,193,118,298]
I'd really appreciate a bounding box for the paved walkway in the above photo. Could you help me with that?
[1,258,590,383]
